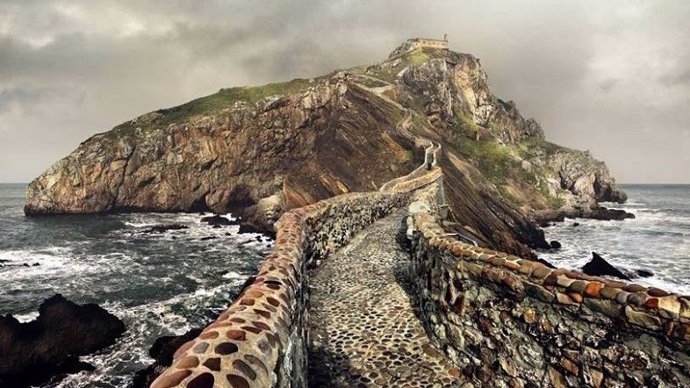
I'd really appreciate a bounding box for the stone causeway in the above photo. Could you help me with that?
[151,134,689,387]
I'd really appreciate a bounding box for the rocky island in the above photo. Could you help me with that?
[25,39,627,259]
[23,39,689,387]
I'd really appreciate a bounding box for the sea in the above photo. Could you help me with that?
[0,183,273,387]
[539,184,690,295]
[0,184,689,387]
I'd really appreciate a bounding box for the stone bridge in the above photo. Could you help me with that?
[151,137,690,388]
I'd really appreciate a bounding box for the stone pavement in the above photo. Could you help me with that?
[308,210,461,387]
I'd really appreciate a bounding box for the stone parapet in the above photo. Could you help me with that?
[150,155,441,388]
[408,182,690,387]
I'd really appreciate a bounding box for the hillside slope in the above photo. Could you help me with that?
[25,41,627,258]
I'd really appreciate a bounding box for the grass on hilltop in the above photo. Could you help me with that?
[109,78,313,137]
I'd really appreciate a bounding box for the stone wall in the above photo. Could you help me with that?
[407,184,690,387]
[148,159,453,388]
[149,191,410,388]
[409,38,449,50]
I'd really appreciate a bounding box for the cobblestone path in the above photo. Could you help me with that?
[308,210,461,387]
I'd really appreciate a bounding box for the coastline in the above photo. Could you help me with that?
[537,184,690,295]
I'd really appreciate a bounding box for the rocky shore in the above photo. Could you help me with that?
[0,294,125,388]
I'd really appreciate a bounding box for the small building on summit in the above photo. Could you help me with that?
[407,35,449,50]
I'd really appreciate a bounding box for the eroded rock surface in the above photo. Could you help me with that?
[0,294,126,388]
[25,42,627,257]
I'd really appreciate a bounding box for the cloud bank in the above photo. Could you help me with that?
[1,0,688,183]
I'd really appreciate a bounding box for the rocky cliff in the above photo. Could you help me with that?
[25,41,627,258]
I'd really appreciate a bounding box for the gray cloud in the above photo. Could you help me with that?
[0,86,44,113]
[0,0,689,183]
[659,68,690,87]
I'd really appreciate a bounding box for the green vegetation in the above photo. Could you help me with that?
[365,47,440,83]
[456,137,513,183]
[442,110,568,209]
[356,77,390,89]
[407,49,431,65]
[518,138,566,159]
[110,78,313,137]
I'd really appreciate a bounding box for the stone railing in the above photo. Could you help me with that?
[379,139,437,192]
[407,183,690,387]
[150,141,442,388]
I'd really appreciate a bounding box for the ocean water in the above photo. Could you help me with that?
[2,183,689,386]
[538,184,690,295]
[0,183,272,387]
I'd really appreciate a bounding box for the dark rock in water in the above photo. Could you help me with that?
[572,222,580,227]
[200,236,217,241]
[635,269,654,278]
[549,240,561,249]
[582,252,630,280]
[200,215,239,227]
[588,207,635,221]
[130,328,203,388]
[535,210,565,224]
[255,236,263,242]
[537,258,556,269]
[238,223,276,240]
[539,221,552,228]
[238,223,262,234]
[142,224,188,233]
[0,294,126,388]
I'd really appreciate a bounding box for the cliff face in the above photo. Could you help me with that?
[25,76,420,228]
[25,42,627,257]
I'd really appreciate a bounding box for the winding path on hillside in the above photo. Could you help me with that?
[307,209,461,387]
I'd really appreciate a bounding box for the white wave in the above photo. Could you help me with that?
[53,277,249,388]
[13,311,39,323]
[0,249,93,278]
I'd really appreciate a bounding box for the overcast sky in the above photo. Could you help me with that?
[1,0,688,183]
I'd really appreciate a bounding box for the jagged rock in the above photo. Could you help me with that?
[200,215,239,227]
[551,151,627,204]
[130,328,202,388]
[635,269,654,278]
[0,294,126,388]
[582,252,630,280]
[142,224,188,233]
[238,223,264,235]
[23,42,628,258]
[587,207,635,221]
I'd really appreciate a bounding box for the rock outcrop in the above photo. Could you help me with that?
[130,328,203,388]
[25,42,628,258]
[25,78,421,232]
[0,294,126,388]
[582,252,631,280]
